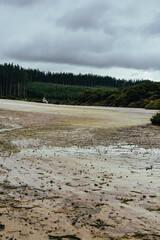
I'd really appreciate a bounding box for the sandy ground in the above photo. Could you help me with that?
[0,99,160,240]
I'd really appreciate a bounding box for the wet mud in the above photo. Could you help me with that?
[0,101,160,240]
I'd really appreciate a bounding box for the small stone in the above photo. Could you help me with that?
[0,224,5,230]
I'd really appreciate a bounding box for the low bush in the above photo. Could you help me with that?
[150,112,160,125]
[145,99,160,109]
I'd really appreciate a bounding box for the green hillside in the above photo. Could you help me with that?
[77,81,160,109]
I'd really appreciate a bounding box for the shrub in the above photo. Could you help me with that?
[151,112,160,125]
[145,99,160,109]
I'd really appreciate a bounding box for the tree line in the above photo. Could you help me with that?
[0,63,143,98]
[77,81,160,109]
[1,63,159,109]
[0,63,27,97]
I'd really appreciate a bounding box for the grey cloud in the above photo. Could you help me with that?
[0,0,41,7]
[2,0,160,77]
[56,1,111,31]
[7,29,113,61]
[144,13,160,35]
[6,29,160,71]
[55,0,146,37]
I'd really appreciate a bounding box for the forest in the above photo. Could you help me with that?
[0,63,140,97]
[0,63,160,109]
[77,81,160,109]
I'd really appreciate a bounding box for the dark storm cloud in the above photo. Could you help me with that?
[2,0,160,76]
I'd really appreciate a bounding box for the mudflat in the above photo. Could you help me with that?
[0,99,160,240]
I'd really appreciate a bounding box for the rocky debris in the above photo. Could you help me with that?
[0,224,5,230]
[132,232,160,240]
[48,235,81,240]
[90,219,115,230]
[146,165,153,170]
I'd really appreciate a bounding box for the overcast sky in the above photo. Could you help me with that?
[0,0,160,81]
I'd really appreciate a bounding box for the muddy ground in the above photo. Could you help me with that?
[0,100,160,240]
